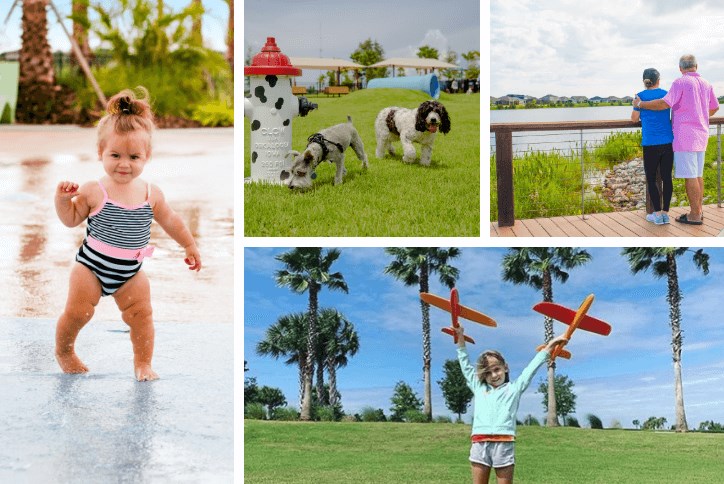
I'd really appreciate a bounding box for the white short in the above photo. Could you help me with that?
[469,441,515,468]
[674,151,705,178]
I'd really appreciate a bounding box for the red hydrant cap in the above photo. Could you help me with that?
[245,37,302,76]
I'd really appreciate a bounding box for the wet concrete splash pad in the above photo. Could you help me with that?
[0,318,232,482]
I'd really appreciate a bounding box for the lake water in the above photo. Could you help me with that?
[490,106,639,155]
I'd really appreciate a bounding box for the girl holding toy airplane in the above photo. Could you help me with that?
[453,324,568,484]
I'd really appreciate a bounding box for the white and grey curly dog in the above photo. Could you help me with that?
[374,100,451,166]
[286,116,368,189]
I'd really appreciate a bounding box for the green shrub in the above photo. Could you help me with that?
[586,414,604,429]
[565,416,580,427]
[191,99,234,127]
[245,402,265,420]
[272,407,299,421]
[360,406,388,422]
[434,415,453,424]
[404,409,429,423]
[521,414,541,426]
[342,414,359,422]
[0,103,12,124]
[316,406,337,422]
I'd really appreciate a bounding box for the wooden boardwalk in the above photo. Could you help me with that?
[490,204,724,237]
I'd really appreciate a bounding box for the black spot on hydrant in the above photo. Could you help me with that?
[254,86,267,103]
[283,119,290,126]
[251,120,261,131]
[275,98,284,110]
[280,170,290,181]
[265,75,278,88]
[252,151,258,163]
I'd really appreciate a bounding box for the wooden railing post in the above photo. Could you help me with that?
[495,130,514,227]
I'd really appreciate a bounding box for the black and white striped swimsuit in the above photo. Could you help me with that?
[76,181,154,296]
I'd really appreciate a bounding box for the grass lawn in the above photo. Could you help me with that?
[244,420,724,483]
[244,89,480,237]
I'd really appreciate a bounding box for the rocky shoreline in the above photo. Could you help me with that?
[600,157,679,211]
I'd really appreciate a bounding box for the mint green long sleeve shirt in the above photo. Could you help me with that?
[457,347,549,436]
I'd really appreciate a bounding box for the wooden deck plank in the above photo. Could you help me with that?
[547,216,586,237]
[491,204,724,237]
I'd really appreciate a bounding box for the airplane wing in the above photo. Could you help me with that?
[420,292,497,327]
[442,327,475,344]
[533,302,611,336]
[420,292,451,312]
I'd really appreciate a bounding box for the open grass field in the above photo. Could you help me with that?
[244,89,480,237]
[244,420,724,483]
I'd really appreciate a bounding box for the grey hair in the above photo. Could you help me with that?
[679,54,697,70]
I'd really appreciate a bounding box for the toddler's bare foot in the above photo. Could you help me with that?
[135,364,159,382]
[56,351,89,374]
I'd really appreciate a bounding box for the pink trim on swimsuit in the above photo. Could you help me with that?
[86,235,155,262]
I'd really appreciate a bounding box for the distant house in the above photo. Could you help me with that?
[0,50,19,62]
[539,94,559,104]
[570,96,588,103]
[622,96,634,103]
[589,96,605,104]
[606,96,623,104]
[558,96,571,103]
[495,96,521,106]
[490,96,498,104]
[718,96,724,104]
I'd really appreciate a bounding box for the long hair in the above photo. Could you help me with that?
[97,87,155,150]
[476,350,510,385]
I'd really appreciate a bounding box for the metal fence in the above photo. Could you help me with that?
[490,118,724,227]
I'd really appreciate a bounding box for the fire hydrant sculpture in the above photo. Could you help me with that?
[244,37,317,184]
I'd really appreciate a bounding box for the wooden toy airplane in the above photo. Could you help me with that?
[420,288,497,344]
[533,293,611,361]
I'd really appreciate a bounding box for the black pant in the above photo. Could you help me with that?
[642,143,674,212]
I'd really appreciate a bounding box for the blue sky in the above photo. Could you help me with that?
[244,0,480,86]
[0,0,230,53]
[245,247,724,429]
[491,0,724,98]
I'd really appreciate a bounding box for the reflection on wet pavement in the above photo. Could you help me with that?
[0,126,233,323]
[0,318,232,481]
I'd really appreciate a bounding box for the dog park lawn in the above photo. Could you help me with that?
[244,89,480,237]
[244,420,724,483]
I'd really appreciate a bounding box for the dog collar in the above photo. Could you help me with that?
[307,133,344,159]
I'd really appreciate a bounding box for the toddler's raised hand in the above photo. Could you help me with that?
[56,181,79,200]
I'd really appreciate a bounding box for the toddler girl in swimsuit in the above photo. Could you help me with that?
[54,87,202,381]
[453,324,567,484]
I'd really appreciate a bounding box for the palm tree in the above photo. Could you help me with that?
[318,308,360,408]
[501,248,592,427]
[17,0,55,123]
[621,247,710,432]
[225,0,233,72]
[384,247,461,421]
[71,0,92,67]
[275,248,349,421]
[255,312,308,408]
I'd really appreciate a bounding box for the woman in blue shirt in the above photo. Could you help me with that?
[632,68,674,224]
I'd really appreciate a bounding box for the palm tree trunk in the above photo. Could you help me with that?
[71,0,92,67]
[301,284,320,421]
[226,0,234,72]
[667,254,688,432]
[543,270,559,427]
[327,359,338,407]
[316,357,326,405]
[298,362,304,409]
[420,262,432,421]
[17,0,55,124]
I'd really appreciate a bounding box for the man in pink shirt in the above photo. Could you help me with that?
[634,54,719,225]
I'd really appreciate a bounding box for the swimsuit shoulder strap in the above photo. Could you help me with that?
[88,180,109,217]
